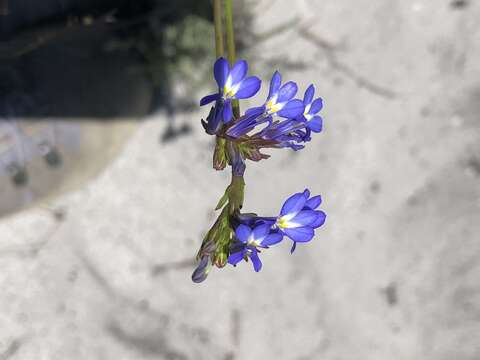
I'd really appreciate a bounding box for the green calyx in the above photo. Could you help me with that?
[237,142,271,162]
[213,137,229,170]
[199,173,245,269]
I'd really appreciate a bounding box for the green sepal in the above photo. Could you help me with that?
[213,137,229,170]
[196,205,236,269]
[237,142,270,162]
[227,175,245,213]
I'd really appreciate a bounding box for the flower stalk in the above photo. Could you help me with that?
[213,0,224,58]
[223,0,240,118]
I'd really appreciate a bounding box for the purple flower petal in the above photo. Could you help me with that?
[205,100,224,135]
[268,71,282,99]
[200,93,220,106]
[261,119,295,139]
[280,192,308,217]
[307,116,323,133]
[249,249,262,272]
[305,195,322,210]
[245,105,266,117]
[229,60,248,85]
[309,98,323,114]
[252,223,271,241]
[261,233,283,247]
[235,224,251,243]
[290,144,305,151]
[296,114,308,123]
[225,112,261,138]
[235,76,261,99]
[290,210,320,227]
[214,57,230,89]
[228,250,245,266]
[277,81,298,103]
[303,84,315,104]
[311,210,326,228]
[223,99,233,123]
[283,226,314,242]
[277,99,305,119]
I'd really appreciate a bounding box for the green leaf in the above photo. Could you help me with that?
[215,191,229,210]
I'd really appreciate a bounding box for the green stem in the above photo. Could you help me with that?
[213,0,224,58]
[213,0,225,179]
[224,0,240,118]
[212,0,245,216]
[200,0,245,272]
[223,0,236,66]
[227,175,245,214]
[223,0,244,214]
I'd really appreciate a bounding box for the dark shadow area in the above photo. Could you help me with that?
[0,0,212,120]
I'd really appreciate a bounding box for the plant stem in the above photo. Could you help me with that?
[223,0,245,212]
[223,0,236,66]
[213,0,226,181]
[223,0,240,118]
[212,0,245,214]
[213,0,225,58]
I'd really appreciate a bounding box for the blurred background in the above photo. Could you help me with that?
[0,0,479,359]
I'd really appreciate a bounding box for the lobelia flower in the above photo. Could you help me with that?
[250,84,324,150]
[257,119,312,150]
[297,84,323,133]
[228,223,283,272]
[224,108,266,138]
[230,188,326,260]
[200,57,261,123]
[274,189,326,252]
[226,116,315,152]
[245,71,305,120]
[224,82,323,152]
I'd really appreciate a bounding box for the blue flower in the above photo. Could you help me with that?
[224,108,267,138]
[297,85,323,133]
[274,189,326,252]
[200,57,261,123]
[225,112,313,151]
[225,83,323,151]
[253,118,313,150]
[228,223,283,272]
[201,99,224,135]
[246,71,305,120]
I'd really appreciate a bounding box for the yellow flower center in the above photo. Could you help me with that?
[266,99,282,113]
[224,86,235,98]
[276,216,289,229]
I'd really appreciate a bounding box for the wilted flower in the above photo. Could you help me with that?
[191,255,212,283]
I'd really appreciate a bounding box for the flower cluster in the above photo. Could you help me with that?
[228,189,326,271]
[201,58,323,153]
[193,57,326,282]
